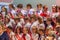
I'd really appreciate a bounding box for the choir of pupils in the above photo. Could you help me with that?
[0,3,60,40]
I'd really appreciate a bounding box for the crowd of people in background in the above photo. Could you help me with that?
[0,3,60,40]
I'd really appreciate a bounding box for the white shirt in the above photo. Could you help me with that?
[21,9,27,15]
[36,9,42,16]
[25,34,31,40]
[20,18,25,25]
[32,33,38,40]
[52,12,59,18]
[31,20,39,28]
[16,22,22,28]
[11,9,17,17]
[27,9,35,15]
[10,31,15,40]
[24,22,31,28]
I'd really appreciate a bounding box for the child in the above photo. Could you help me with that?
[9,4,17,18]
[22,27,31,40]
[31,26,38,40]
[36,4,43,16]
[15,27,23,40]
[45,28,56,40]
[24,17,31,28]
[46,18,53,29]
[51,5,57,18]
[16,4,27,16]
[1,6,7,18]
[16,4,23,13]
[38,28,45,40]
[26,4,35,16]
[40,5,50,18]
[0,24,9,40]
[7,26,15,40]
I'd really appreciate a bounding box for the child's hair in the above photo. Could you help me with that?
[9,4,15,10]
[22,27,29,33]
[15,27,22,34]
[14,17,20,22]
[26,4,32,8]
[7,26,13,31]
[43,5,48,9]
[38,28,44,33]
[5,16,10,22]
[17,4,23,8]
[1,6,7,15]
[0,23,5,30]
[52,5,57,12]
[37,3,42,7]
[47,18,52,22]
[38,17,43,24]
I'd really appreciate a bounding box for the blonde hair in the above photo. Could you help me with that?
[0,23,6,31]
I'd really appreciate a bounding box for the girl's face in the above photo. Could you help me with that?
[25,20,29,23]
[44,6,48,11]
[39,30,43,35]
[2,7,5,12]
[23,28,28,34]
[52,6,56,12]
[17,28,20,33]
[32,27,37,33]
[37,5,42,10]
[31,18,35,23]
[27,6,31,10]
[0,25,3,34]
[5,18,9,23]
[46,21,51,25]
[15,20,19,24]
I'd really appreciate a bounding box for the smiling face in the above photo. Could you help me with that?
[37,4,42,10]
[52,6,57,12]
[23,27,28,34]
[43,5,48,12]
[32,26,37,33]
[1,6,6,12]
[16,27,20,34]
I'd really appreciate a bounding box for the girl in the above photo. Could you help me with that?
[38,28,45,40]
[40,5,50,18]
[36,4,43,17]
[22,27,31,40]
[26,4,35,16]
[51,5,57,18]
[31,26,38,40]
[24,17,31,28]
[45,28,56,40]
[9,4,17,18]
[0,24,9,40]
[15,27,23,40]
[16,4,27,16]
[7,26,15,40]
[1,6,7,18]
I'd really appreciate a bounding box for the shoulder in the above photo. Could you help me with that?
[26,34,31,38]
[2,32,8,37]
